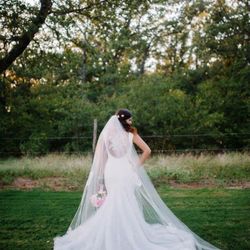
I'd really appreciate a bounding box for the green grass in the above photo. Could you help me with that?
[0,188,249,250]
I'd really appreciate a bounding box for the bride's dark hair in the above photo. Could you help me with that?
[115,108,138,134]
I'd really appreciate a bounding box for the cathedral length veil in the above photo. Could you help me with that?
[66,114,221,250]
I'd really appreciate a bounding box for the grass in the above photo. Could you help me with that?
[0,153,92,189]
[0,152,249,190]
[0,152,249,249]
[0,188,249,250]
[147,152,250,184]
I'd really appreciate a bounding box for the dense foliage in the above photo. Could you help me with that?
[0,0,249,156]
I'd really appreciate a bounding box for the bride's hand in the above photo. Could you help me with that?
[138,150,151,166]
[132,133,152,166]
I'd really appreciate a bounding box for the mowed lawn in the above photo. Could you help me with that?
[0,188,249,250]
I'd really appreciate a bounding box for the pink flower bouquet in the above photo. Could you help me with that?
[90,185,107,208]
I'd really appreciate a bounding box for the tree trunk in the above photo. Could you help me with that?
[139,43,150,75]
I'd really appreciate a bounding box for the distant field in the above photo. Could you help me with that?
[0,152,249,191]
[0,188,249,250]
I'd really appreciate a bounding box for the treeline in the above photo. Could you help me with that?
[0,0,249,156]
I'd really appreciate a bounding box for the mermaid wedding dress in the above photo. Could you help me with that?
[53,115,221,250]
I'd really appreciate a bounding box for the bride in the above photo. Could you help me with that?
[53,109,221,250]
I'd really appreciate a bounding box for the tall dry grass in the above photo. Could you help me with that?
[0,152,249,185]
[146,152,250,184]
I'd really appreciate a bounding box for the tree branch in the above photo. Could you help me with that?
[0,0,52,74]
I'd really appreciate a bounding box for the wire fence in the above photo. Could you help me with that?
[1,148,249,155]
[1,132,249,140]
[0,132,249,156]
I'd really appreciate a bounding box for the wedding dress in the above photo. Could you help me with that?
[53,115,221,250]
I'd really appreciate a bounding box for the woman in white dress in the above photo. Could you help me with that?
[53,109,221,250]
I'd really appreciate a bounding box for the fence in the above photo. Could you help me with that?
[0,119,249,156]
[0,133,249,157]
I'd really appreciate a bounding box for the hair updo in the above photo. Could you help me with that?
[115,108,137,134]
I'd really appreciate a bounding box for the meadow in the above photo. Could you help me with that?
[0,152,249,191]
[0,152,249,250]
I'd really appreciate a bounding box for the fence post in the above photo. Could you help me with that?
[92,118,98,160]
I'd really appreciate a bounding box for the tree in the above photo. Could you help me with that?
[0,0,126,74]
[0,0,52,73]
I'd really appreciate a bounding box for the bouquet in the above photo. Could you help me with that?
[90,184,107,208]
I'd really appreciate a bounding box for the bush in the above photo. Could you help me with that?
[20,132,49,156]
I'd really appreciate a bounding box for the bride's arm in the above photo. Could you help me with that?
[132,133,151,166]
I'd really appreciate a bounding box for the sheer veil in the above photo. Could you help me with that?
[66,114,221,250]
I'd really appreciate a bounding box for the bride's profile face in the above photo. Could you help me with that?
[126,117,133,125]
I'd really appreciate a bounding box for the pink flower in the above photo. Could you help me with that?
[90,192,107,208]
